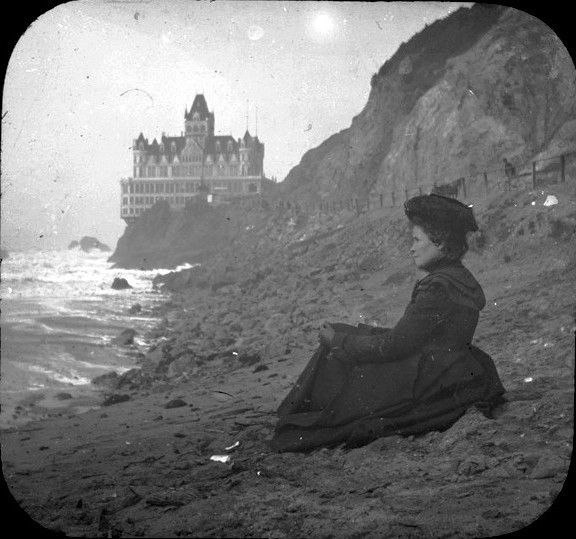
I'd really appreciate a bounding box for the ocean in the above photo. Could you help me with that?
[0,248,190,428]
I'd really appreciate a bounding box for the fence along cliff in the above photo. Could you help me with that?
[277,4,576,203]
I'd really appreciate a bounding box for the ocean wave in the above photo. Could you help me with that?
[27,365,92,386]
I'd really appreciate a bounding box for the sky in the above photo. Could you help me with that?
[1,0,469,251]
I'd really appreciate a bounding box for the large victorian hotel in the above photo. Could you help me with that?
[120,94,265,224]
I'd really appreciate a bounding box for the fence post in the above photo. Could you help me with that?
[391,191,396,207]
[560,154,566,183]
[483,172,488,194]
[532,162,537,189]
[404,187,408,202]
[379,193,383,208]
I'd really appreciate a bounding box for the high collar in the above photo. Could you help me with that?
[421,257,462,274]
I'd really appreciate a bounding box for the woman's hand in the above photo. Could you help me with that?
[319,322,335,346]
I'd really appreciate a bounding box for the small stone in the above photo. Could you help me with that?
[164,398,187,409]
[253,364,269,373]
[112,329,137,346]
[102,394,131,407]
[55,392,73,400]
[530,455,567,479]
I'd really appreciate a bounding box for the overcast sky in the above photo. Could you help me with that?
[1,0,469,251]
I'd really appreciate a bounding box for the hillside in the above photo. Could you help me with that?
[278,5,576,201]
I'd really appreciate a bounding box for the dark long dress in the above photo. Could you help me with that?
[270,260,506,453]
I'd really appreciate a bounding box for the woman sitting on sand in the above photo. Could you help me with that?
[270,194,506,453]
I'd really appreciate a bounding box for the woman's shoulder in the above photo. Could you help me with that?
[416,262,486,310]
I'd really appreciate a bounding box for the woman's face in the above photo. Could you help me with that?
[410,225,445,270]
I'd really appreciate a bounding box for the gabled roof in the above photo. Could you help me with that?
[205,135,238,157]
[185,94,211,120]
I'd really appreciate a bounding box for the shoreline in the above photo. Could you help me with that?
[1,296,170,431]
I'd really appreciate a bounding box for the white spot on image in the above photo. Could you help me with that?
[247,25,264,41]
[543,195,558,206]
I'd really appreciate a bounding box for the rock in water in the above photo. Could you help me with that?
[92,371,120,388]
[55,392,73,400]
[112,329,137,345]
[128,303,142,314]
[68,236,111,252]
[111,277,132,290]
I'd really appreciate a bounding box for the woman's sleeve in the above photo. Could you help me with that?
[332,281,452,364]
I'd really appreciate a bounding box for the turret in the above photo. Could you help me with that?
[184,94,214,148]
[239,131,251,176]
[133,132,147,177]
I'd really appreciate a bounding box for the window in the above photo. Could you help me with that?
[130,197,134,204]
[159,166,167,177]
[139,166,145,177]
[130,208,134,214]
[123,197,128,205]
[122,185,127,194]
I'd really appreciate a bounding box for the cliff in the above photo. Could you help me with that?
[109,199,271,269]
[278,5,576,201]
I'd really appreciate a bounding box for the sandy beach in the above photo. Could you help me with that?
[2,209,574,536]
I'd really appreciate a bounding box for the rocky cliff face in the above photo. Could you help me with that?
[109,199,271,269]
[279,5,576,201]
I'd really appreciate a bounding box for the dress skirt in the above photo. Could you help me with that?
[270,324,505,453]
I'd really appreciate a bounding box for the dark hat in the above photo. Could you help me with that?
[404,194,478,233]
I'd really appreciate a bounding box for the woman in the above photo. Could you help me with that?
[270,194,505,453]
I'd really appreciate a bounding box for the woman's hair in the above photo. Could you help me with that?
[411,217,469,261]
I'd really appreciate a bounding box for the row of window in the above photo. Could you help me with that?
[121,196,198,216]
[134,164,247,178]
[122,182,205,195]
[122,181,259,200]
[121,178,259,195]
[122,196,196,206]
